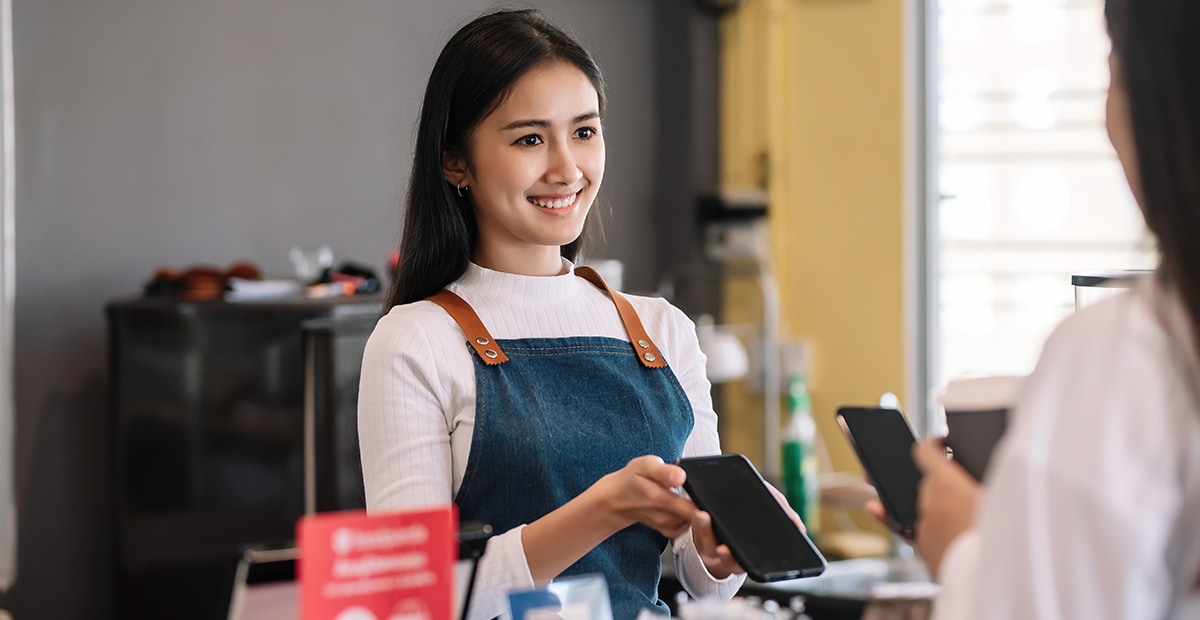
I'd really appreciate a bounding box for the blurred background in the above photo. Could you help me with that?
[0,0,1151,617]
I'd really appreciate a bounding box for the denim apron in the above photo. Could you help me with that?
[428,266,695,620]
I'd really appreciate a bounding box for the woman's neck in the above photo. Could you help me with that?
[472,245,566,277]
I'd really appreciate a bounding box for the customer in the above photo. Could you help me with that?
[357,10,747,620]
[906,0,1200,617]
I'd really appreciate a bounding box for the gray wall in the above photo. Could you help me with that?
[655,0,722,316]
[8,1,717,617]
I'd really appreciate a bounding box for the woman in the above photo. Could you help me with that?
[357,10,747,620]
[906,0,1200,617]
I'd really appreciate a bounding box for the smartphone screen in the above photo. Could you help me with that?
[835,407,922,539]
[677,454,825,582]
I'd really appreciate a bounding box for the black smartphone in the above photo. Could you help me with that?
[835,407,922,539]
[676,454,826,582]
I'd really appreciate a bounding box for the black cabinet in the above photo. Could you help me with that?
[106,295,380,619]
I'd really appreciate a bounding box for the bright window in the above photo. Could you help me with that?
[935,0,1155,386]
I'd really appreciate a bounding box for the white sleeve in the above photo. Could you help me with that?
[358,312,454,511]
[467,528,535,620]
[929,529,979,620]
[662,304,747,599]
[959,445,1176,620]
[357,311,535,620]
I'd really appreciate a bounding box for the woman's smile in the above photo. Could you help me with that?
[527,190,582,211]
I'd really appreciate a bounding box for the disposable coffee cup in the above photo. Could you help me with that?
[937,375,1024,482]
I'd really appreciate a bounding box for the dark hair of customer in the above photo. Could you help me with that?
[388,9,607,308]
[1105,0,1200,355]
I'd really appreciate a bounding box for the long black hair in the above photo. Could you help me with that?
[1106,0,1200,356]
[388,9,607,307]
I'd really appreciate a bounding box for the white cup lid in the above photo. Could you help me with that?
[938,375,1025,412]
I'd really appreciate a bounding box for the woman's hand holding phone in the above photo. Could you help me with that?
[527,454,754,582]
[689,510,743,579]
[523,454,698,583]
[690,481,798,579]
[597,455,750,580]
[859,438,981,577]
[911,438,981,578]
[595,457,746,578]
[676,455,826,581]
[594,455,696,539]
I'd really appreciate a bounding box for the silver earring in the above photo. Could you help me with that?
[457,183,468,197]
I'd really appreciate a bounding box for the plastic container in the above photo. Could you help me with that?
[781,374,820,534]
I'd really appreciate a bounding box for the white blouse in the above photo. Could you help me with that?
[933,279,1200,619]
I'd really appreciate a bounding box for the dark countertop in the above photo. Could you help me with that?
[661,554,935,620]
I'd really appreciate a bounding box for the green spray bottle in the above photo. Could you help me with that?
[782,373,820,535]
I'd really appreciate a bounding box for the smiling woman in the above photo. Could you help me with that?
[356,9,764,620]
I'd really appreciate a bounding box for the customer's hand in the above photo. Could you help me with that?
[863,499,910,541]
[912,439,980,578]
[594,455,696,539]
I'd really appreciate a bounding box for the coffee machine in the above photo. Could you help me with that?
[1071,269,1154,311]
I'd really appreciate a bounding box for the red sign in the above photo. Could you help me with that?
[298,507,457,620]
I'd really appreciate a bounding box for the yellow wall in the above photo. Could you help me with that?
[718,0,908,483]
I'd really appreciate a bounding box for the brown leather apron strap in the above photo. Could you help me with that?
[574,266,667,369]
[427,267,666,369]
[427,290,509,365]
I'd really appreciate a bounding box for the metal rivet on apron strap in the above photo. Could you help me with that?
[637,339,650,349]
[428,290,509,364]
[643,352,656,363]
